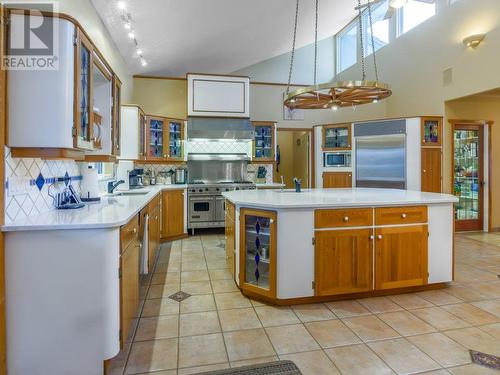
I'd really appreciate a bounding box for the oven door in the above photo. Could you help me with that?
[189,196,215,223]
[215,196,226,223]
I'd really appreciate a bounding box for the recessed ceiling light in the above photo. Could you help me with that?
[136,48,142,55]
[117,1,126,10]
[128,31,135,39]
[141,58,147,67]
[124,22,131,30]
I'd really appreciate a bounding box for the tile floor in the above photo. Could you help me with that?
[108,232,500,375]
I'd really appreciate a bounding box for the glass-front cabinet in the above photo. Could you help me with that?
[145,115,185,161]
[322,124,351,150]
[421,117,442,146]
[239,208,276,298]
[75,29,94,150]
[252,121,275,162]
[112,75,122,156]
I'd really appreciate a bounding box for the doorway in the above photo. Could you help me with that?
[274,129,311,188]
[451,123,484,231]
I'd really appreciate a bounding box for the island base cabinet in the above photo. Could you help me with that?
[120,240,140,347]
[225,201,236,277]
[162,190,185,240]
[375,225,428,290]
[315,229,373,296]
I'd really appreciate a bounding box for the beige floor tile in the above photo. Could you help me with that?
[229,356,279,368]
[147,284,180,299]
[444,327,500,356]
[342,315,400,342]
[471,281,500,299]
[177,363,229,374]
[141,298,180,317]
[357,297,404,313]
[448,364,500,375]
[305,319,361,348]
[107,343,130,375]
[477,322,500,339]
[254,306,300,327]
[292,303,336,322]
[325,300,371,318]
[211,279,239,293]
[444,284,488,302]
[207,260,229,270]
[214,292,252,310]
[180,281,213,295]
[135,370,177,375]
[179,311,221,337]
[416,290,464,305]
[368,338,440,374]
[223,328,276,361]
[151,272,180,285]
[377,311,437,336]
[471,300,500,318]
[442,303,499,325]
[280,350,341,375]
[178,333,228,368]
[415,370,451,375]
[218,308,262,331]
[181,262,207,271]
[180,294,216,314]
[388,293,434,309]
[126,319,139,343]
[125,338,178,374]
[265,324,320,354]
[154,263,171,273]
[250,298,267,307]
[408,332,471,367]
[181,270,210,283]
[410,306,470,331]
[140,285,149,300]
[325,344,395,375]
[134,315,178,341]
[209,269,234,280]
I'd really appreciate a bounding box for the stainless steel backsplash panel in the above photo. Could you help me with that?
[188,160,248,183]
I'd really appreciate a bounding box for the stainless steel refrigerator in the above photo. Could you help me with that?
[355,120,407,189]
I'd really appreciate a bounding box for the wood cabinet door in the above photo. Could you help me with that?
[120,240,140,347]
[375,225,428,290]
[323,172,352,188]
[421,148,442,193]
[162,190,185,239]
[252,121,275,162]
[315,229,373,296]
[322,124,351,151]
[225,216,235,278]
[112,75,122,156]
[148,207,160,271]
[146,116,167,160]
[165,118,185,161]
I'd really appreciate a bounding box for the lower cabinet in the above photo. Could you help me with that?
[148,196,161,271]
[421,148,442,193]
[225,200,235,277]
[239,208,277,298]
[162,189,185,240]
[375,225,428,290]
[315,228,373,296]
[323,172,352,188]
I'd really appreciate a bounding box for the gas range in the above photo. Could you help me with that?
[188,181,256,195]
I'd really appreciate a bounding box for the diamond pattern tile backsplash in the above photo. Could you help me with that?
[4,147,82,223]
[187,140,251,155]
[247,163,274,183]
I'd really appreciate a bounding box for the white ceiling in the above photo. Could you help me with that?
[91,0,358,77]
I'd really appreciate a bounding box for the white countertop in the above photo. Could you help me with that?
[2,185,188,232]
[223,188,458,209]
[255,183,285,188]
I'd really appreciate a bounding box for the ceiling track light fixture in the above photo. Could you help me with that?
[118,1,147,67]
[284,0,392,111]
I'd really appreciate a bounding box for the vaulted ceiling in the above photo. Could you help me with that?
[91,0,358,77]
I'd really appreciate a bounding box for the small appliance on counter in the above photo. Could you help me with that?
[51,185,85,210]
[174,168,187,184]
[256,166,267,184]
[129,168,144,189]
[80,165,101,202]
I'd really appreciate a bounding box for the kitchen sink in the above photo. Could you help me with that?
[114,191,149,196]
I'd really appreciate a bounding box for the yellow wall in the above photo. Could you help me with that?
[275,131,309,188]
[132,78,187,119]
[445,96,500,229]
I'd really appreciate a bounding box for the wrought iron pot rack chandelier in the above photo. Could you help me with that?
[284,0,392,110]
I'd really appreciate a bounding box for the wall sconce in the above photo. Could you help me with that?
[463,34,486,48]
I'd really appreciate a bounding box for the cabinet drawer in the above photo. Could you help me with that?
[315,208,373,229]
[148,193,160,211]
[375,206,427,226]
[120,215,139,253]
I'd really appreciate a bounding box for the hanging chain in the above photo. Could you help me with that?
[286,0,300,95]
[313,0,318,87]
[367,0,379,82]
[357,0,366,81]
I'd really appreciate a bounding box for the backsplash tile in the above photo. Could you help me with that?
[247,163,274,183]
[187,140,251,155]
[4,147,82,223]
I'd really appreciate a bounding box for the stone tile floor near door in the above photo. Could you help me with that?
[108,232,500,375]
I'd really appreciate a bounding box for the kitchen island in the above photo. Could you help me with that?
[222,188,458,304]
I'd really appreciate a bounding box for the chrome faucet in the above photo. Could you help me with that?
[107,180,125,194]
[280,176,284,191]
[293,178,301,193]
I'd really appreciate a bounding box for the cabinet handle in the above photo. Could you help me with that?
[401,213,407,219]
[270,219,274,224]
[155,216,158,220]
[370,235,374,240]
[377,234,383,240]
[163,154,167,158]
[343,216,349,222]
[423,169,427,173]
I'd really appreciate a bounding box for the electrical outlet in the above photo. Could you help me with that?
[8,176,31,196]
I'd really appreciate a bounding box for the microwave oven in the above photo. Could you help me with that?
[323,152,351,167]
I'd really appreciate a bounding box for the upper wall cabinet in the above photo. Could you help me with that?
[322,124,352,151]
[120,105,145,160]
[187,74,250,118]
[252,121,276,162]
[6,11,121,160]
[145,115,186,162]
[421,117,442,146]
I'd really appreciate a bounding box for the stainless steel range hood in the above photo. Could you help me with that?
[187,117,254,140]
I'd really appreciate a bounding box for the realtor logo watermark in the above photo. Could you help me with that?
[1,1,59,70]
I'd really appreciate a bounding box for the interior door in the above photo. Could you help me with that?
[452,124,483,231]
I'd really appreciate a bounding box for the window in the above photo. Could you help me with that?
[336,21,358,73]
[90,162,115,180]
[398,0,436,35]
[362,0,390,56]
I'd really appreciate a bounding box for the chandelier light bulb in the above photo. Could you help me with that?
[141,58,147,67]
[331,105,339,111]
[136,48,142,56]
[128,31,135,39]
[124,22,131,30]
[117,1,126,10]
[373,98,379,103]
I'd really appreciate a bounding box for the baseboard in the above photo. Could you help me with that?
[490,227,500,233]
[160,233,188,242]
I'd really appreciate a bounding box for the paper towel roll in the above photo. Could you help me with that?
[81,166,100,202]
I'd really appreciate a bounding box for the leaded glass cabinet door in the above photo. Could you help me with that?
[74,29,94,150]
[239,208,276,298]
[252,122,275,162]
[452,124,483,231]
[112,75,122,156]
[146,116,166,160]
[167,119,184,160]
[322,124,351,150]
[421,117,442,146]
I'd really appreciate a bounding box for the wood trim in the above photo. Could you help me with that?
[121,104,145,112]
[84,155,117,163]
[321,124,352,151]
[93,53,113,82]
[311,126,316,188]
[250,81,309,88]
[10,147,85,160]
[241,283,448,306]
[0,7,6,371]
[133,159,186,165]
[186,72,250,79]
[160,233,189,242]
[145,113,186,122]
[448,119,494,126]
[420,116,443,146]
[134,75,187,81]
[488,122,493,232]
[312,115,445,129]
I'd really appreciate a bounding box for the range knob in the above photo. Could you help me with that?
[216,188,220,191]
[198,189,203,192]
[205,188,209,191]
[225,188,230,191]
[236,187,240,190]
